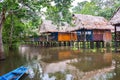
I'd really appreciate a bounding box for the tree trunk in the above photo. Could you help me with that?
[9,12,14,49]
[0,8,6,60]
[0,29,4,60]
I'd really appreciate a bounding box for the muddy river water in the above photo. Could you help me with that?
[0,45,120,80]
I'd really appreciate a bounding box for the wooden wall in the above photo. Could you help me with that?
[103,31,112,42]
[39,30,112,42]
[70,32,78,41]
[93,30,103,41]
[58,32,77,41]
[58,33,71,41]
[116,31,120,41]
[50,32,58,41]
[93,30,112,42]
[77,30,93,41]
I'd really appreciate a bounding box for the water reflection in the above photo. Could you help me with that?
[25,60,73,80]
[0,45,120,80]
[26,60,43,80]
[0,49,27,76]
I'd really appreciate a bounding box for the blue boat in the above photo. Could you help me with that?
[0,66,28,80]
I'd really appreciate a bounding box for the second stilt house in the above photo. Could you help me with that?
[71,14,113,42]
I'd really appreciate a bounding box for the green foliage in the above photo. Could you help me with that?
[80,2,100,16]
[0,0,40,44]
[0,0,48,45]
[2,15,25,44]
[72,0,120,20]
[46,0,73,25]
[0,0,73,46]
[72,1,88,13]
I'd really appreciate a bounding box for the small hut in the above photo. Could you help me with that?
[39,20,77,42]
[110,7,120,52]
[71,14,114,48]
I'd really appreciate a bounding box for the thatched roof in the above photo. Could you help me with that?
[69,14,113,31]
[39,20,70,33]
[39,14,114,33]
[110,7,120,25]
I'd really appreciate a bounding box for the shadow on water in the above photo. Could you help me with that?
[0,45,120,80]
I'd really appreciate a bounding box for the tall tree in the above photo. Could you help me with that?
[80,1,100,15]
[45,0,73,26]
[0,0,73,60]
[0,1,7,59]
[72,0,120,20]
[0,0,49,59]
[72,1,88,13]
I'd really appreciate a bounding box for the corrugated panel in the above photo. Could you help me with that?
[58,33,71,41]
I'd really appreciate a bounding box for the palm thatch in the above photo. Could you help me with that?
[110,7,120,25]
[39,20,70,33]
[69,14,113,31]
[39,14,113,33]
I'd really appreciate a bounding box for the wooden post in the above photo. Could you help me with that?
[90,41,94,49]
[88,41,90,49]
[96,41,99,48]
[70,32,73,47]
[115,25,117,52]
[83,28,86,49]
[65,41,66,46]
[80,41,82,48]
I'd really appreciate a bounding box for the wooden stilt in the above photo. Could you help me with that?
[90,41,94,49]
[115,26,117,52]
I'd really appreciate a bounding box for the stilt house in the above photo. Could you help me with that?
[71,14,113,42]
[110,7,120,51]
[39,20,77,42]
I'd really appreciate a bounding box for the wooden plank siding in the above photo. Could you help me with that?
[93,30,103,41]
[70,32,78,41]
[93,30,112,42]
[103,31,112,42]
[93,34,103,41]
